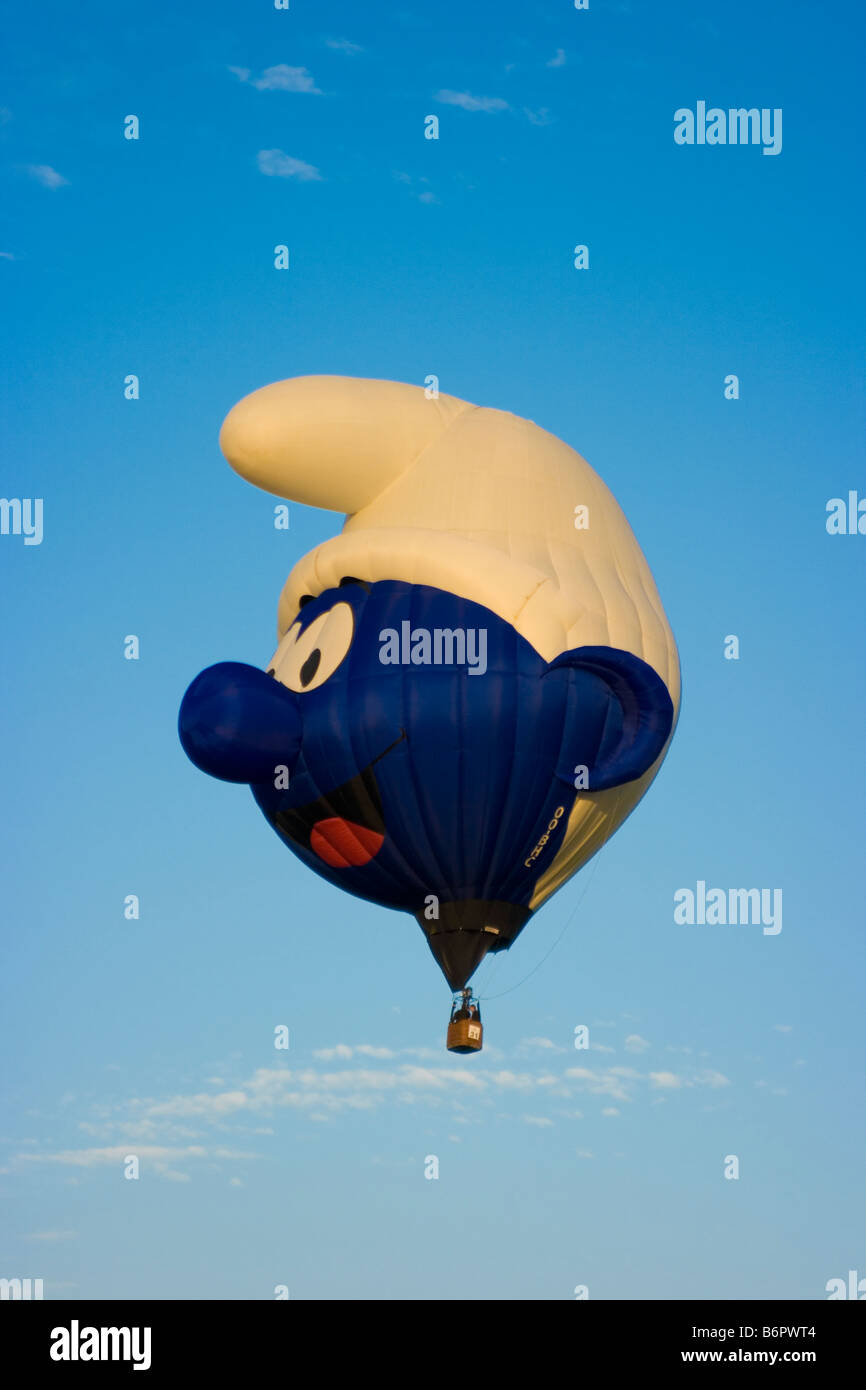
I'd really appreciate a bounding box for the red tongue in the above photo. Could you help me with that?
[309,817,384,868]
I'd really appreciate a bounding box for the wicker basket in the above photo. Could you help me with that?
[446,1018,483,1053]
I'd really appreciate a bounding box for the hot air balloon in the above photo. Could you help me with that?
[179,377,680,1050]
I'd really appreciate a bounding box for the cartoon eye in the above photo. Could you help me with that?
[268,601,355,693]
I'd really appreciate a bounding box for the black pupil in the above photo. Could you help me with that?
[300,649,321,687]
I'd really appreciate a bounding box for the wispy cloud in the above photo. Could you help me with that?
[326,39,363,56]
[18,1145,257,1183]
[25,1230,77,1241]
[648,1071,683,1089]
[547,48,567,68]
[392,171,439,204]
[434,90,509,114]
[230,64,321,94]
[695,1070,730,1088]
[20,1144,208,1168]
[69,1058,733,1133]
[257,149,323,181]
[565,1067,633,1101]
[313,1044,395,1060]
[0,251,15,261]
[624,1034,651,1053]
[25,164,68,189]
[524,107,555,127]
[9,1046,735,1181]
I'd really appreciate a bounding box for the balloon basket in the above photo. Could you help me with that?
[446,1019,483,1054]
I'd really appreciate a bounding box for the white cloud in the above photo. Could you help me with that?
[392,171,439,204]
[434,90,509,113]
[231,64,321,94]
[25,165,68,189]
[326,39,363,55]
[624,1034,651,1053]
[147,1090,248,1119]
[19,1144,208,1167]
[127,1064,492,1125]
[547,49,567,67]
[14,1045,737,1170]
[774,1024,793,1033]
[564,1068,632,1101]
[524,108,555,127]
[489,1070,536,1091]
[25,1230,77,1241]
[257,150,323,181]
[696,1070,730,1089]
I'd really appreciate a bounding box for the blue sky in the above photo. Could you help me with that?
[1,0,864,1300]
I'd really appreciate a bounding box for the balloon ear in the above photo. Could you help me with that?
[546,646,675,792]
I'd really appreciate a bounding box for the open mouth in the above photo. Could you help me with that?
[272,731,405,869]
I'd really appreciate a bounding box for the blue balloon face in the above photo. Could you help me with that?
[256,580,573,902]
[179,579,674,987]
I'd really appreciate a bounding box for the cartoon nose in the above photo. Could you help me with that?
[179,661,303,784]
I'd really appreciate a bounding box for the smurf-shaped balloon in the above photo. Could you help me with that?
[180,377,680,1041]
